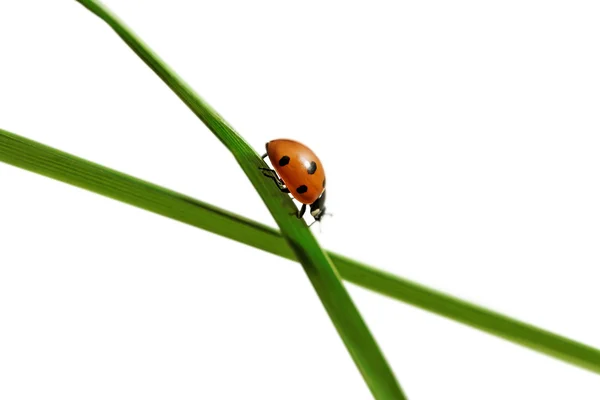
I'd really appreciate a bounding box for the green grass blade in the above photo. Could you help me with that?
[2,128,600,376]
[74,1,406,398]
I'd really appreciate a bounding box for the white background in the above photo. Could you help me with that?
[1,1,599,398]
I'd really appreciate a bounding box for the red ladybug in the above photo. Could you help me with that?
[260,139,328,223]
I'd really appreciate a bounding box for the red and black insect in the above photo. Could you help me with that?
[260,139,328,224]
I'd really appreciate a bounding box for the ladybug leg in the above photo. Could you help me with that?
[261,170,290,193]
[297,204,307,219]
[261,153,268,160]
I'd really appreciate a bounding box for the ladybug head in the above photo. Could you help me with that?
[309,190,331,226]
[312,206,327,222]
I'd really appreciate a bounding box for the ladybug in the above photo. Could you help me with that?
[260,139,328,224]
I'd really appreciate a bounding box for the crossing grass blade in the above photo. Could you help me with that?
[74,1,406,398]
[2,127,600,376]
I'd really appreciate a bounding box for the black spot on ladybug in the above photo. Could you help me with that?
[307,161,317,174]
[279,156,290,166]
[296,185,308,194]
[322,178,326,188]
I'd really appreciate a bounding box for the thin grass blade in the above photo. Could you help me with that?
[74,1,406,398]
[1,128,600,376]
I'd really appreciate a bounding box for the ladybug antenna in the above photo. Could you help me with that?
[308,219,324,233]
